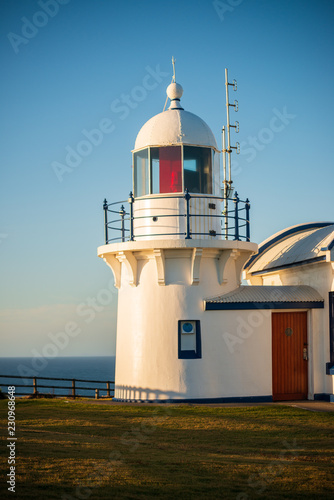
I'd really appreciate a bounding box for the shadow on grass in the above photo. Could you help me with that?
[0,401,333,499]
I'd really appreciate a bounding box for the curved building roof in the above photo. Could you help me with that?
[134,82,218,151]
[245,222,334,275]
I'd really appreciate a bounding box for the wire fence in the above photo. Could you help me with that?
[0,374,114,399]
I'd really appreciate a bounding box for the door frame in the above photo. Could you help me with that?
[271,310,311,401]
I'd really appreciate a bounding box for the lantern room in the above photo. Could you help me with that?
[132,82,221,198]
[101,70,251,244]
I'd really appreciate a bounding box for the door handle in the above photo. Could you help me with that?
[303,346,308,361]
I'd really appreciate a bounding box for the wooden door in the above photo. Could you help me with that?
[272,312,308,401]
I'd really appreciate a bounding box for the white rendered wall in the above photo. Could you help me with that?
[248,261,334,397]
[98,239,272,401]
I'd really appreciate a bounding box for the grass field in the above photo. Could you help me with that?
[0,399,333,499]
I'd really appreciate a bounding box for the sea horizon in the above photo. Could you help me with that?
[1,354,115,358]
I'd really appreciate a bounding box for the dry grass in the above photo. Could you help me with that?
[0,399,333,499]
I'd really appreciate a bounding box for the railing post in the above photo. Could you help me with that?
[95,389,99,400]
[128,192,134,241]
[184,189,191,239]
[224,195,229,241]
[33,377,37,395]
[72,379,76,399]
[106,382,110,398]
[234,192,239,241]
[119,205,126,242]
[103,198,108,244]
[245,198,250,242]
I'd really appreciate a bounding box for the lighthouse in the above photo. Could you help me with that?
[98,66,258,402]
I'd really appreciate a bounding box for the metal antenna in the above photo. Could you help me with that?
[163,57,176,112]
[222,126,228,239]
[223,68,239,238]
[225,68,239,187]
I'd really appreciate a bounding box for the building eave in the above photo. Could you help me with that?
[249,255,327,276]
[205,301,324,310]
[204,285,324,310]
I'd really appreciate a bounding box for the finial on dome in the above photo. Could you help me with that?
[167,82,184,110]
[167,82,183,100]
[162,57,184,111]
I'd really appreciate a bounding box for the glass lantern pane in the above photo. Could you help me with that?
[151,147,160,194]
[184,146,212,194]
[159,146,182,193]
[134,149,149,197]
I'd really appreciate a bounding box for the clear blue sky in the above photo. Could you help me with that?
[1,0,333,357]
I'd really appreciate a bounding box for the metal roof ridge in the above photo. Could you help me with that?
[244,222,334,271]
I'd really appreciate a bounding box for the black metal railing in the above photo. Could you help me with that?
[0,375,114,399]
[102,190,250,244]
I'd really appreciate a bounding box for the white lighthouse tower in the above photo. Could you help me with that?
[98,66,257,402]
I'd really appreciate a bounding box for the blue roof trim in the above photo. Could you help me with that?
[328,237,334,251]
[326,363,334,375]
[205,301,324,311]
[314,393,332,401]
[250,255,326,276]
[244,222,333,271]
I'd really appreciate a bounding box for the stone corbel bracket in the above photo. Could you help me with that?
[117,251,138,287]
[218,250,234,285]
[153,249,166,286]
[218,249,251,285]
[191,248,203,285]
[100,253,122,289]
[233,250,254,286]
[100,251,139,288]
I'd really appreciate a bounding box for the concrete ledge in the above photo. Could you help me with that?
[98,239,258,256]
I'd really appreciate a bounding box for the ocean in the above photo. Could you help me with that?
[0,356,115,398]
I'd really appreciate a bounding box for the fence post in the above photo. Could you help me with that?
[120,205,126,242]
[184,189,191,239]
[234,192,239,241]
[72,379,76,399]
[128,192,134,241]
[95,389,99,400]
[245,198,250,242]
[103,199,108,244]
[33,377,38,395]
[106,382,110,398]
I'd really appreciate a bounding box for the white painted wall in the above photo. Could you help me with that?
[248,261,334,397]
[98,239,274,401]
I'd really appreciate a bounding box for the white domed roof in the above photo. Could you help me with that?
[134,82,218,151]
[245,222,334,275]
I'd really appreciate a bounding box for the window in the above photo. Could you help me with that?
[134,149,149,197]
[134,145,214,197]
[184,146,212,194]
[150,146,182,194]
[178,320,202,359]
[151,147,160,194]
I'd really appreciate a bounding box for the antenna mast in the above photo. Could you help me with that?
[163,57,177,112]
[223,68,239,238]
